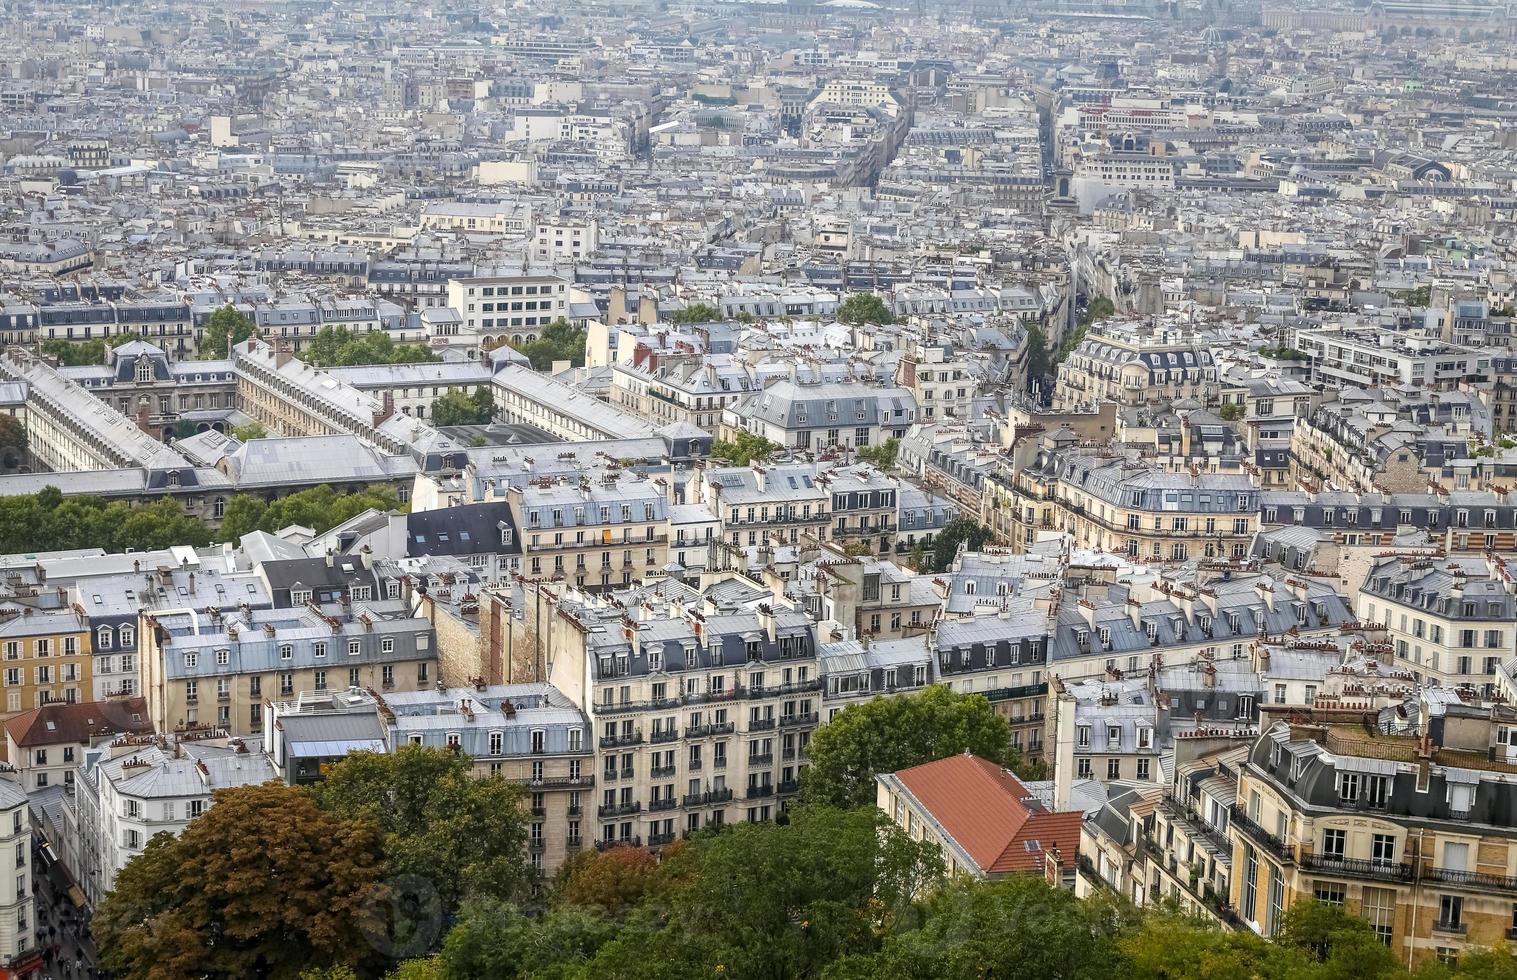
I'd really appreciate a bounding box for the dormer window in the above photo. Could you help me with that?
[135,358,153,383]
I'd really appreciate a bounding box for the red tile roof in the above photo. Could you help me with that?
[4,697,152,749]
[895,753,1083,875]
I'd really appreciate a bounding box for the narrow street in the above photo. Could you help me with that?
[32,842,103,980]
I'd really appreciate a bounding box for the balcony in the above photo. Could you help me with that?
[746,786,775,800]
[595,836,641,851]
[1432,920,1468,937]
[566,836,584,849]
[1228,806,1294,864]
[780,712,817,728]
[528,839,546,852]
[596,802,643,818]
[777,779,800,794]
[526,775,593,790]
[598,698,681,717]
[983,682,1050,703]
[1300,854,1412,883]
[650,729,680,745]
[1424,867,1517,894]
[713,757,728,769]
[748,753,774,767]
[598,732,644,749]
[685,722,736,739]
[681,688,739,706]
[650,765,676,779]
[649,832,677,847]
[530,806,546,818]
[649,798,678,812]
[747,718,777,732]
[683,789,734,806]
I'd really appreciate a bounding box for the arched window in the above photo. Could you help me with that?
[135,357,153,383]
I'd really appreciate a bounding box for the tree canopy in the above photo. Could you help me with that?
[95,783,388,980]
[836,293,893,326]
[510,319,588,371]
[1024,323,1052,391]
[670,303,722,325]
[201,305,259,358]
[312,745,531,919]
[709,430,781,467]
[0,414,26,472]
[919,517,993,572]
[856,437,899,471]
[301,325,439,367]
[0,488,212,555]
[230,421,268,442]
[430,387,494,427]
[800,686,1023,809]
[216,484,406,543]
[42,331,142,367]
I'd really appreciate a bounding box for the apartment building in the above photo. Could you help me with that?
[688,463,832,551]
[139,601,438,737]
[721,380,916,451]
[1259,489,1517,555]
[379,684,592,877]
[823,466,898,555]
[819,636,934,716]
[1296,328,1490,390]
[0,780,34,977]
[547,593,821,848]
[897,342,975,421]
[1230,700,1517,966]
[447,272,569,345]
[609,355,756,432]
[1000,441,1258,561]
[1357,555,1515,693]
[0,610,95,737]
[2,697,152,793]
[1052,324,1216,411]
[72,733,277,901]
[506,475,669,591]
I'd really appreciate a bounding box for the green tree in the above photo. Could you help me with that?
[302,325,439,367]
[1277,900,1401,980]
[512,319,588,371]
[669,303,722,325]
[709,431,781,467]
[218,493,268,541]
[856,437,899,471]
[1218,403,1245,422]
[1024,324,1052,388]
[1121,914,1301,980]
[202,305,259,358]
[231,421,268,441]
[0,414,26,471]
[313,745,531,918]
[1079,296,1116,328]
[1398,285,1432,307]
[835,294,893,326]
[926,517,993,572]
[432,898,619,980]
[94,783,388,980]
[800,686,1021,809]
[824,876,1127,980]
[430,387,494,427]
[580,807,942,980]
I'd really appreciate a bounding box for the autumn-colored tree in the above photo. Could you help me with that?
[95,783,388,980]
[551,843,674,915]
